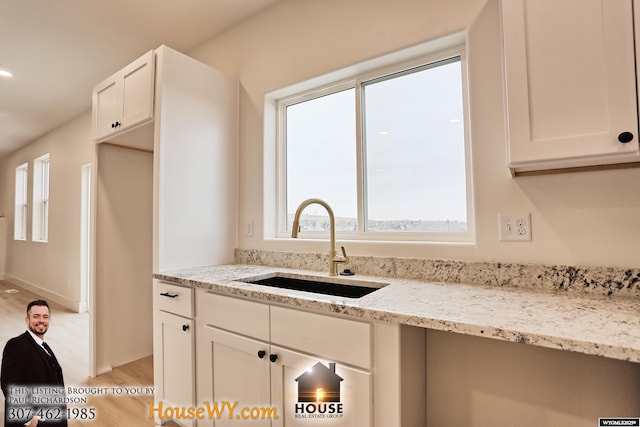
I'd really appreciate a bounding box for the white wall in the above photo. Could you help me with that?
[0,112,93,310]
[95,143,153,372]
[189,0,640,269]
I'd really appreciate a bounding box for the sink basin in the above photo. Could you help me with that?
[240,273,387,298]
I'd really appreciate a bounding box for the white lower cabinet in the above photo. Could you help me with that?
[195,291,371,426]
[153,281,195,427]
[194,290,425,427]
[270,345,371,427]
[197,326,271,427]
[196,325,372,427]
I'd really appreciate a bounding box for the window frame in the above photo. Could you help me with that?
[14,162,28,241]
[32,153,50,242]
[266,32,474,243]
[276,80,358,237]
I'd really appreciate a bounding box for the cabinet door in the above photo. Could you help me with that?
[502,0,639,170]
[270,346,371,427]
[120,50,155,130]
[92,50,155,141]
[93,77,120,140]
[155,310,194,426]
[197,325,271,427]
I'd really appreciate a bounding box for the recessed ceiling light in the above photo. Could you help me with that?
[0,69,12,78]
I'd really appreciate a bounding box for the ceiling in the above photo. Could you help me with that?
[0,0,281,158]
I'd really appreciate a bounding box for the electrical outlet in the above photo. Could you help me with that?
[245,220,253,237]
[498,213,531,241]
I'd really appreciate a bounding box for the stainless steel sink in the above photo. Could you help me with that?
[240,273,387,298]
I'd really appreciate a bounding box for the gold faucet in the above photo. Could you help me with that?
[291,198,348,276]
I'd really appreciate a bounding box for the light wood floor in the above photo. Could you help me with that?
[67,357,179,427]
[0,281,178,427]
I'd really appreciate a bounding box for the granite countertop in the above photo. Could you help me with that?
[154,264,640,364]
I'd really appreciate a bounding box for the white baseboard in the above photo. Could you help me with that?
[4,274,82,313]
[77,300,88,313]
[96,366,113,376]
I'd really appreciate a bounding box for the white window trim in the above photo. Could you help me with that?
[14,162,28,241]
[32,153,50,242]
[264,31,475,243]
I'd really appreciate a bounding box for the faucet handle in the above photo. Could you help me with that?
[335,246,349,265]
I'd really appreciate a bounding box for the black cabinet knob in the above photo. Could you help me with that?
[269,353,278,363]
[257,350,266,359]
[182,324,189,332]
[618,132,634,143]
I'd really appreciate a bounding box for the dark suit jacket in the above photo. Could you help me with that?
[1,331,67,427]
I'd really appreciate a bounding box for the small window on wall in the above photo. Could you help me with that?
[14,163,28,241]
[32,154,50,242]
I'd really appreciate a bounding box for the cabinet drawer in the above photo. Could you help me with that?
[271,306,371,369]
[196,291,269,341]
[154,281,194,318]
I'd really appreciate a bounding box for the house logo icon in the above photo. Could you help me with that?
[293,362,345,419]
[296,362,343,402]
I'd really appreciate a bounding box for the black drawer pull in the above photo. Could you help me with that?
[160,292,178,299]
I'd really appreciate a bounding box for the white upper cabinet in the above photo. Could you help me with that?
[501,0,639,174]
[92,50,155,141]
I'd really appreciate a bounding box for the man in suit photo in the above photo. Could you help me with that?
[1,300,67,427]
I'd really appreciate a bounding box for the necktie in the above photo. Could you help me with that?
[42,341,58,363]
[42,341,55,359]
[42,341,63,384]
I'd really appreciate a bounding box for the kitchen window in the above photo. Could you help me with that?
[267,33,473,242]
[32,153,50,242]
[14,163,28,241]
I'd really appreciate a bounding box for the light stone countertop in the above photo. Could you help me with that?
[154,264,640,364]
